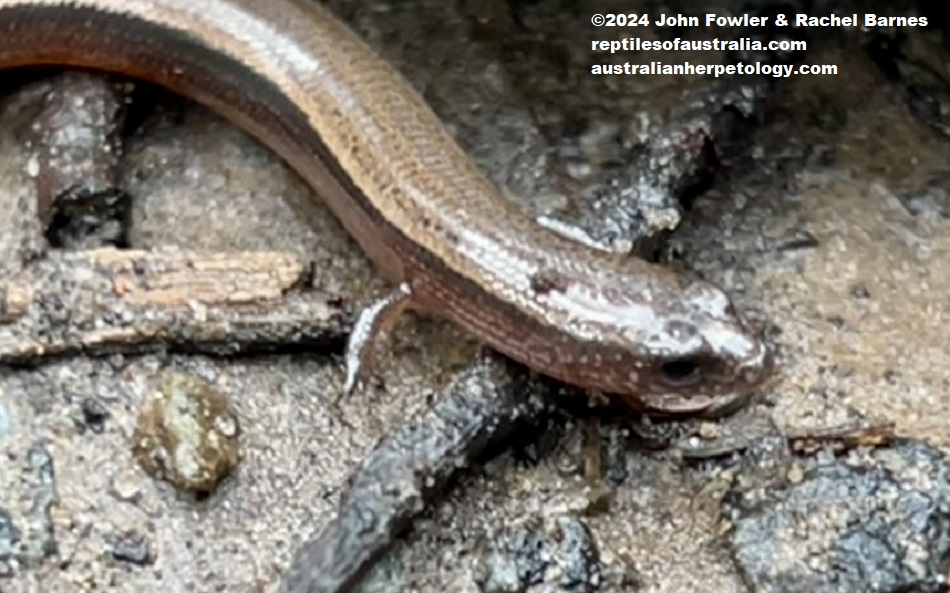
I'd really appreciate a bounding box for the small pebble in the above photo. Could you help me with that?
[0,282,31,322]
[131,373,240,494]
[0,507,20,561]
[111,469,142,502]
[787,463,805,484]
[0,404,12,441]
[698,422,720,440]
[80,397,110,433]
[473,515,602,593]
[107,532,152,565]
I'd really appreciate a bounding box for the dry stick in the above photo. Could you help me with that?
[281,352,551,593]
[30,72,129,249]
[0,247,351,363]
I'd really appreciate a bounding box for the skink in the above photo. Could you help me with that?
[0,0,772,414]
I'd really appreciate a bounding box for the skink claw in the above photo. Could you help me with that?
[340,282,414,400]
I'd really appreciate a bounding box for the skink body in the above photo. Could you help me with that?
[0,0,772,413]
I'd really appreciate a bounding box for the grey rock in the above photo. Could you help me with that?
[726,440,950,593]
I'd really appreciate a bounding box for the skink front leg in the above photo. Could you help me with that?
[342,281,414,398]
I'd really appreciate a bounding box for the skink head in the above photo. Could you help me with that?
[626,277,773,415]
[537,265,773,416]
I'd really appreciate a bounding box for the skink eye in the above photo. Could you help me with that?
[659,357,703,387]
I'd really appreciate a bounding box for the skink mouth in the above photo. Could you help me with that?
[619,391,753,418]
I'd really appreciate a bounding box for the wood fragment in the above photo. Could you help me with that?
[787,419,897,455]
[0,247,352,363]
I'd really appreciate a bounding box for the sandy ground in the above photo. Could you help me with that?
[3,1,950,592]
